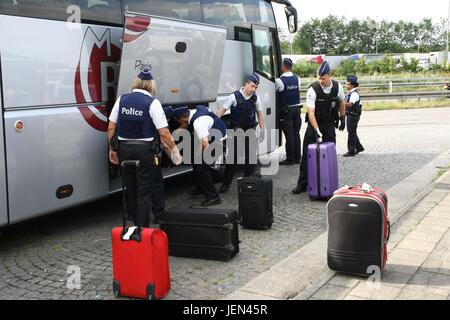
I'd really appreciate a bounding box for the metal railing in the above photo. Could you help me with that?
[299,77,450,100]
[300,90,450,101]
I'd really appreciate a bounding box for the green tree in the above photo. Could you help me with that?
[292,61,318,77]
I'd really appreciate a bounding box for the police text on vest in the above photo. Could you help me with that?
[121,107,143,116]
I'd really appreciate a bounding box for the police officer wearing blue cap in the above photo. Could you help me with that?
[276,58,302,165]
[172,105,227,206]
[343,75,364,157]
[108,69,182,226]
[292,61,346,194]
[216,73,266,193]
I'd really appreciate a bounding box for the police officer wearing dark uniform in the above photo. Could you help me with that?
[292,62,346,194]
[343,75,364,157]
[108,69,182,226]
[276,58,302,165]
[216,73,266,193]
[172,105,227,206]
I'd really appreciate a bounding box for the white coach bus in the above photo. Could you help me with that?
[0,0,297,227]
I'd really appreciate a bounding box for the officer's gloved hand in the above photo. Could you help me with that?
[334,118,339,129]
[316,129,323,143]
[170,147,183,166]
[258,128,265,144]
[338,117,346,131]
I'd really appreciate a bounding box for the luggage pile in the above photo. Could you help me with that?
[111,145,390,300]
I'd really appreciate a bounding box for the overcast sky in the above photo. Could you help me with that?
[273,0,449,33]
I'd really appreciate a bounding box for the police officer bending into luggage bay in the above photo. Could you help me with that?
[276,58,302,165]
[215,73,266,193]
[108,69,182,227]
[292,62,346,194]
[343,75,364,157]
[171,105,228,207]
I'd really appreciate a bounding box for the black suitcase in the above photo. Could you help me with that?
[160,208,239,261]
[238,177,273,229]
[327,185,390,276]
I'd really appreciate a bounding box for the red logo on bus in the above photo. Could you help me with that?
[124,16,151,43]
[75,28,120,132]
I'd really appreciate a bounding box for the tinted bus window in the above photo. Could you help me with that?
[122,0,202,22]
[253,26,273,79]
[258,0,275,26]
[201,0,275,38]
[0,0,122,25]
[201,0,255,29]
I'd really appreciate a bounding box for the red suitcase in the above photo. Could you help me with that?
[111,160,170,300]
[327,183,390,276]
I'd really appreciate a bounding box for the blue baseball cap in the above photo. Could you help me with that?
[247,73,260,85]
[347,75,359,85]
[171,105,189,118]
[283,58,293,68]
[317,61,331,77]
[137,68,153,81]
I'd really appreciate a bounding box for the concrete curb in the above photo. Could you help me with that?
[225,148,450,300]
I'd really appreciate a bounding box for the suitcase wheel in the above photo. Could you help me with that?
[146,284,155,300]
[113,280,121,298]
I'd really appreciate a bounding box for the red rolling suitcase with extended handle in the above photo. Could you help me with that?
[111,160,170,300]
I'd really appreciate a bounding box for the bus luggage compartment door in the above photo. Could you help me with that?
[0,83,7,227]
[4,107,109,224]
[117,13,227,105]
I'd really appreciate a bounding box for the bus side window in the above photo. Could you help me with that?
[81,0,122,25]
[122,0,202,23]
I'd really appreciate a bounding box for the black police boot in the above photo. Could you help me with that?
[292,184,307,194]
[343,151,356,157]
[356,147,365,154]
[201,197,222,207]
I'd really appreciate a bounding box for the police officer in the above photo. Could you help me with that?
[276,58,302,165]
[172,105,227,207]
[292,62,346,194]
[216,73,266,193]
[344,75,364,157]
[108,69,182,227]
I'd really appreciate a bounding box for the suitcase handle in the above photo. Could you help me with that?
[386,220,391,243]
[120,160,142,241]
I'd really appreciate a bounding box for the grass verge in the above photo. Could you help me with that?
[363,98,450,111]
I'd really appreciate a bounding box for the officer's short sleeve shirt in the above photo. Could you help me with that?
[275,72,301,93]
[222,89,262,112]
[349,89,360,104]
[109,96,121,123]
[189,110,214,140]
[108,90,168,129]
[306,82,345,110]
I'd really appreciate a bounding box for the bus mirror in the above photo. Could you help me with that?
[285,6,298,33]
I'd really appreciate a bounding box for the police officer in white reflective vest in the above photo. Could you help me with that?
[292,62,346,194]
[171,105,227,207]
[343,75,364,157]
[108,69,182,226]
[276,58,302,165]
[216,73,266,194]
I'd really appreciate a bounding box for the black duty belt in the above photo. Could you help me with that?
[119,140,155,146]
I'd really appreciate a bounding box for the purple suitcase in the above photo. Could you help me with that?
[307,142,339,200]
